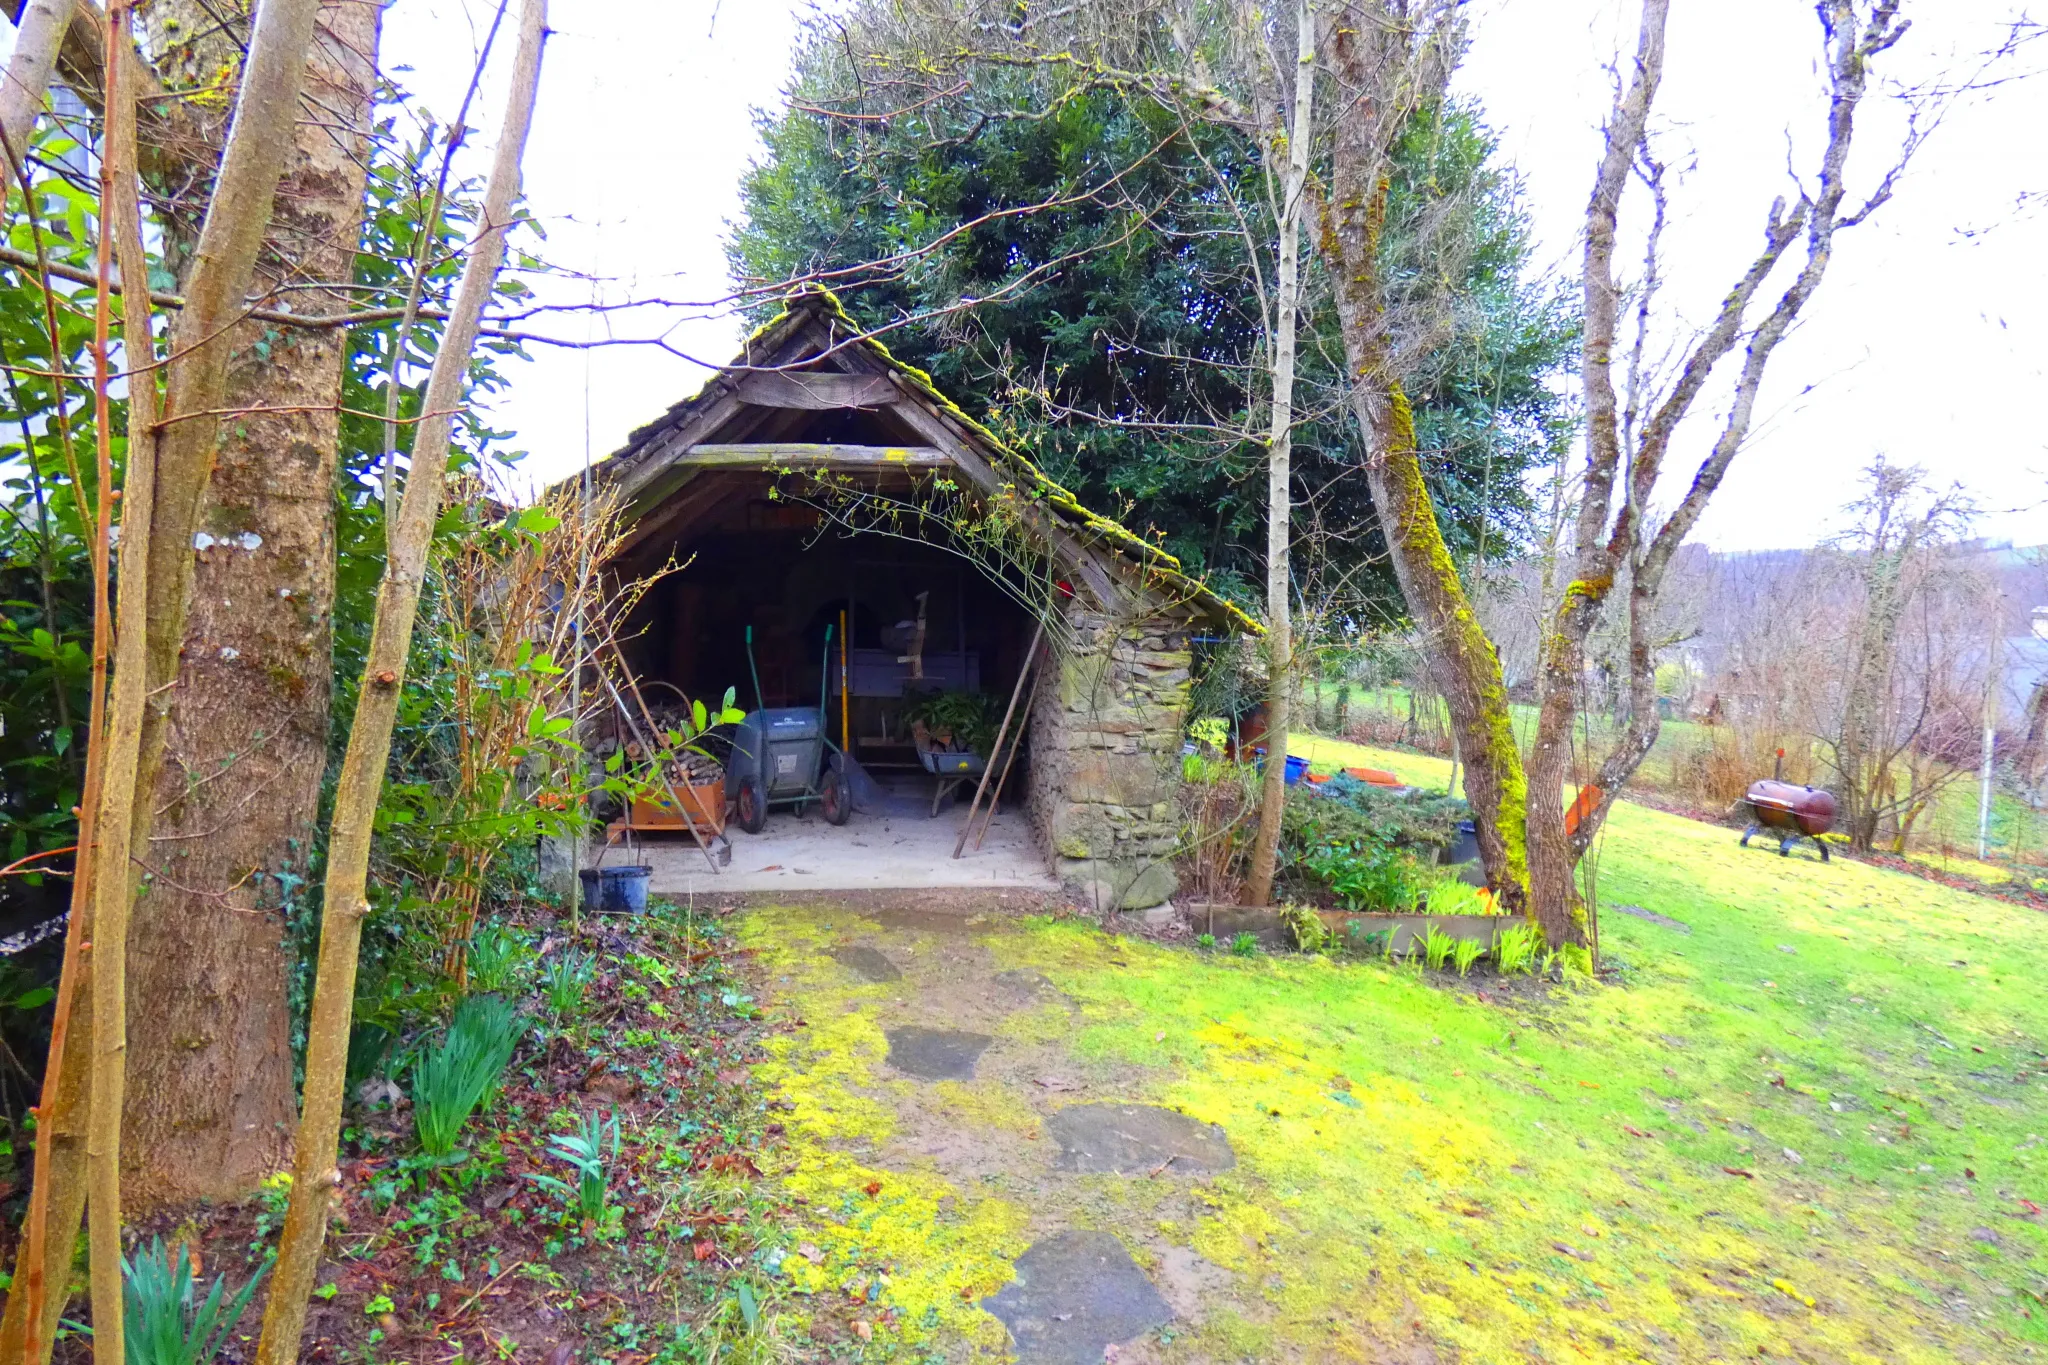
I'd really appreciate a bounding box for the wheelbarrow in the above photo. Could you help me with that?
[913,721,986,817]
[729,624,851,833]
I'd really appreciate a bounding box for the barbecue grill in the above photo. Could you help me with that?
[1739,779,1837,862]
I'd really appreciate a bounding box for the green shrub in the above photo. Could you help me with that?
[1195,933,1217,950]
[1300,841,1428,912]
[123,1237,271,1365]
[412,993,527,1157]
[1279,903,1329,952]
[1493,923,1538,976]
[1419,877,1494,917]
[1229,932,1260,957]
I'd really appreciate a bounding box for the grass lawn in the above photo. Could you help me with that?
[739,739,2048,1362]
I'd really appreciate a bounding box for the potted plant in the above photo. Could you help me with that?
[620,686,747,835]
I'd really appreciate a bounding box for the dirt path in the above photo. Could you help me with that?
[738,900,1425,1365]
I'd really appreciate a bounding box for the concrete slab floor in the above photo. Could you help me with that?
[628,790,1059,897]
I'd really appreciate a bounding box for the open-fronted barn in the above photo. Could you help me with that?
[570,290,1252,908]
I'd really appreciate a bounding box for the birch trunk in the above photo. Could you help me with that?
[0,0,69,173]
[255,6,548,1355]
[1243,0,1316,908]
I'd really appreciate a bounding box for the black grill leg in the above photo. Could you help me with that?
[1741,824,1757,848]
[1815,836,1830,863]
[1779,836,1795,857]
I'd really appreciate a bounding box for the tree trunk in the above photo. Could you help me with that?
[1243,0,1315,909]
[256,7,547,1354]
[121,0,381,1213]
[1317,8,1529,916]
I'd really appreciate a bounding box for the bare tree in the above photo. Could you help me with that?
[1819,457,1980,850]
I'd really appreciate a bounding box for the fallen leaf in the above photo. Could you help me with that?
[1154,1032,1165,1042]
[1578,1081,1600,1089]
[757,864,783,873]
[852,1321,873,1342]
[716,1068,748,1085]
[1622,1125,1650,1138]
[1033,1075,1081,1092]
[1722,1166,1755,1180]
[543,1345,576,1365]
[798,1243,823,1264]
[693,1241,716,1261]
[1783,1147,1803,1165]
[1552,1241,1594,1262]
[863,1181,883,1197]
[2019,1198,2042,1216]
[1769,1074,1787,1088]
[1581,1224,1602,1238]
[1965,1167,1976,1180]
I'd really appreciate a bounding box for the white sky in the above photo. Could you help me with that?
[15,1,2046,550]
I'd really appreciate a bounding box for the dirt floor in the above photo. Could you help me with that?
[636,777,1057,899]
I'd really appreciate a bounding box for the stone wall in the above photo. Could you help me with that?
[1027,603,1193,909]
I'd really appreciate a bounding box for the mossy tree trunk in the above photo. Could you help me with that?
[1315,2,1533,918]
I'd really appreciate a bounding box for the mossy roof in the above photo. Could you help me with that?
[590,288,1260,636]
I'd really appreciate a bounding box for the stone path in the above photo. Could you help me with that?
[777,905,1247,1362]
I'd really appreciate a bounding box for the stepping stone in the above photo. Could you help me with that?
[982,1230,1171,1365]
[885,1026,992,1081]
[1613,904,1690,934]
[829,944,901,982]
[993,968,1065,1001]
[1046,1103,1234,1175]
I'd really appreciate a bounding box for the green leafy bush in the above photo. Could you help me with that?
[122,1237,272,1365]
[1279,903,1329,952]
[1418,877,1495,917]
[902,688,1000,755]
[466,923,534,994]
[411,993,527,1157]
[1300,841,1428,912]
[1230,932,1260,957]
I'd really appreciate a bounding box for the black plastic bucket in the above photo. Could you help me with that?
[578,864,652,914]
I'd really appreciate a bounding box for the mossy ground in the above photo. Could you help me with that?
[741,739,2047,1362]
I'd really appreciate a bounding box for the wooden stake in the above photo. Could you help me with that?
[954,621,1044,859]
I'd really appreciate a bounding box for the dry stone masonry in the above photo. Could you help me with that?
[1027,604,1194,910]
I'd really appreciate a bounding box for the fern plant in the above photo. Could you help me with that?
[1493,923,1538,976]
[123,1238,272,1365]
[412,993,527,1157]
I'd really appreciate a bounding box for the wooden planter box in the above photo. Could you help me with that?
[628,775,726,837]
[1190,903,1511,955]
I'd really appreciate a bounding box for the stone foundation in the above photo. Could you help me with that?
[1027,604,1193,909]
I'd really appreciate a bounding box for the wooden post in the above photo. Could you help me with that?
[954,620,1045,859]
